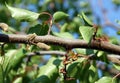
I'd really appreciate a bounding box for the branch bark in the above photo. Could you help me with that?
[0,34,120,54]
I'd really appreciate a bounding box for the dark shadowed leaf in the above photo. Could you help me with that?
[112,0,120,5]
[117,30,120,35]
[67,58,85,77]
[28,24,49,35]
[39,12,52,22]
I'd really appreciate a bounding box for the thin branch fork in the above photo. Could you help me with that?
[0,34,120,54]
[26,50,120,77]
[26,51,120,65]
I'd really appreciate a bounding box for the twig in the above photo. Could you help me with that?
[25,50,120,78]
[26,51,66,56]
[97,62,120,78]
[26,51,120,65]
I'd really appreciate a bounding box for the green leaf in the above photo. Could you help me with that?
[109,37,119,45]
[95,76,115,83]
[10,48,26,69]
[2,50,17,75]
[112,0,120,5]
[13,77,22,83]
[116,20,120,24]
[79,26,94,43]
[88,65,98,83]
[80,12,93,26]
[60,23,68,32]
[75,48,96,55]
[39,12,52,22]
[31,57,62,83]
[53,32,74,39]
[117,31,120,35]
[6,4,39,22]
[53,11,69,22]
[3,48,26,72]
[67,58,85,77]
[27,24,49,35]
[113,64,120,71]
[0,64,4,83]
[60,58,85,83]
[97,51,105,57]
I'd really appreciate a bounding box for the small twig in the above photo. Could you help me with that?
[25,50,120,79]
[97,62,120,78]
[26,51,120,65]
[113,73,120,81]
[39,12,53,35]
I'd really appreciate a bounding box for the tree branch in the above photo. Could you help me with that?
[0,34,120,54]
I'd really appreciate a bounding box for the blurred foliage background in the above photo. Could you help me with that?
[0,0,120,83]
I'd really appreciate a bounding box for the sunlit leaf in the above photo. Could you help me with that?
[75,48,95,55]
[109,37,119,45]
[79,26,94,43]
[79,12,93,26]
[6,4,39,22]
[60,23,68,32]
[3,48,26,71]
[97,51,105,57]
[13,77,22,83]
[53,32,74,39]
[113,64,120,71]
[31,57,62,83]
[2,50,16,74]
[80,1,89,8]
[10,48,26,69]
[53,11,69,22]
[88,65,98,83]
[95,76,115,83]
